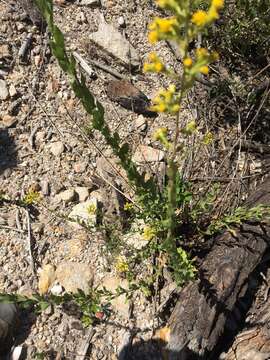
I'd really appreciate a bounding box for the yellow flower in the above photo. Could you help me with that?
[172,104,180,113]
[115,256,129,274]
[183,57,193,67]
[153,103,166,112]
[196,47,208,58]
[207,7,219,21]
[192,10,208,27]
[153,127,168,141]
[143,63,152,72]
[143,226,156,241]
[200,65,209,75]
[148,31,158,44]
[124,202,133,211]
[155,62,164,72]
[149,52,158,61]
[212,0,224,9]
[168,84,176,93]
[156,17,177,33]
[202,132,214,145]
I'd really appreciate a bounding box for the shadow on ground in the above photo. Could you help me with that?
[0,128,17,177]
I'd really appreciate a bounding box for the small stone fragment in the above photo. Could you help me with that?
[0,44,11,59]
[118,16,126,28]
[132,145,164,163]
[55,262,93,293]
[69,198,98,228]
[89,20,140,68]
[38,264,56,295]
[0,79,9,100]
[49,141,65,156]
[76,0,101,6]
[50,284,63,296]
[9,84,17,97]
[134,115,147,132]
[75,186,89,202]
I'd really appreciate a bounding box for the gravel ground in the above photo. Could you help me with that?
[0,0,265,359]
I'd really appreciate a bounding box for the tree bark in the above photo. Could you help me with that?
[166,177,270,360]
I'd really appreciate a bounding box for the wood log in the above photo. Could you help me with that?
[221,267,270,360]
[166,177,270,360]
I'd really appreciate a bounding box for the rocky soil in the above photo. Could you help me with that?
[0,0,266,359]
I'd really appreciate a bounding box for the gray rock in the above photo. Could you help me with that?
[49,141,65,156]
[57,189,76,203]
[75,186,89,202]
[89,19,140,68]
[55,262,94,293]
[50,284,64,296]
[118,16,126,28]
[0,79,9,100]
[132,145,164,163]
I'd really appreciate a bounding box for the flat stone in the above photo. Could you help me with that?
[89,19,140,68]
[75,186,89,202]
[57,189,76,203]
[69,198,97,228]
[132,145,164,163]
[0,79,9,100]
[134,115,147,132]
[49,141,65,156]
[55,262,94,293]
[101,275,130,318]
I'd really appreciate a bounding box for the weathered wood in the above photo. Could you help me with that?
[166,177,270,360]
[221,267,270,360]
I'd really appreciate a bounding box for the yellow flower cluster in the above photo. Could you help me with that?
[153,127,168,141]
[148,17,177,44]
[115,256,129,274]
[151,84,180,114]
[143,226,157,241]
[143,52,165,73]
[191,0,224,27]
[183,48,219,77]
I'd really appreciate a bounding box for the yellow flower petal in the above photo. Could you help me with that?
[192,10,208,27]
[200,65,209,75]
[183,57,193,67]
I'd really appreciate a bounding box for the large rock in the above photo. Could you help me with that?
[89,19,140,68]
[68,198,98,228]
[55,262,94,294]
[132,145,164,163]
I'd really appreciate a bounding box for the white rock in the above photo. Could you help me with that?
[77,0,101,6]
[118,16,126,28]
[69,198,98,228]
[89,19,140,68]
[132,145,164,163]
[75,186,89,202]
[134,115,147,131]
[9,84,17,97]
[49,141,65,156]
[50,284,64,296]
[0,79,9,100]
